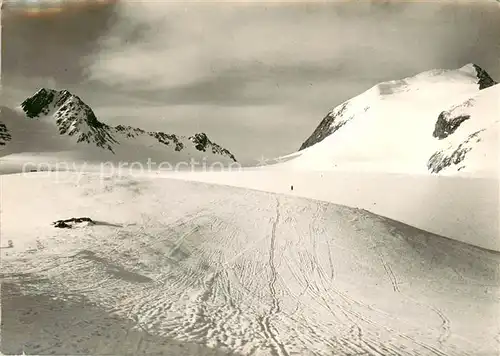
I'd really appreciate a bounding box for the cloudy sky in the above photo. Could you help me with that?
[2,0,500,164]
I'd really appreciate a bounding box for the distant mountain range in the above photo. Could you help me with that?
[1,63,498,177]
[0,88,237,169]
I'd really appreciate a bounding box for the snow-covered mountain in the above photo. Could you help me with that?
[281,64,498,177]
[0,88,237,171]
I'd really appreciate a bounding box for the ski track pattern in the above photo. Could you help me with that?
[2,187,499,356]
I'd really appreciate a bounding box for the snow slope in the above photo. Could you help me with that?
[0,89,237,171]
[157,168,500,252]
[1,172,499,356]
[281,64,499,177]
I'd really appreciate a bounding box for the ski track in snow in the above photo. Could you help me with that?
[1,173,499,356]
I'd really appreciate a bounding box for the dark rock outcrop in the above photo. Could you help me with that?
[189,133,237,162]
[433,113,471,139]
[21,88,56,118]
[114,125,146,138]
[299,102,350,151]
[190,132,209,151]
[427,129,484,173]
[473,64,498,90]
[432,96,476,140]
[149,132,184,152]
[53,217,95,229]
[299,101,370,151]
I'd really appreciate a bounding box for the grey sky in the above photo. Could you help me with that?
[2,0,500,164]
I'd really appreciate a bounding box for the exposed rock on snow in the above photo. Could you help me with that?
[432,98,476,139]
[21,88,58,118]
[427,129,485,173]
[428,83,499,175]
[0,121,12,146]
[148,131,185,151]
[433,113,470,140]
[53,217,95,229]
[473,64,498,90]
[299,101,372,151]
[299,102,351,151]
[189,133,237,162]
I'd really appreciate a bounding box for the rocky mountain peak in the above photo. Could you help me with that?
[21,88,117,151]
[4,88,238,162]
[189,132,237,162]
[472,64,497,90]
[21,88,58,118]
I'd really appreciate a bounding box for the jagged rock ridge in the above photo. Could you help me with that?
[190,133,237,162]
[299,102,370,151]
[473,64,497,90]
[13,88,237,162]
[427,129,485,173]
[299,102,349,151]
[114,125,186,152]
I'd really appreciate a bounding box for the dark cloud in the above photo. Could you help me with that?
[1,1,119,86]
